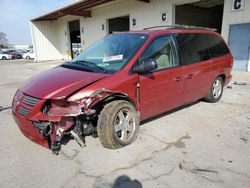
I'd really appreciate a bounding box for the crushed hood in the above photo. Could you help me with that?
[20,66,108,99]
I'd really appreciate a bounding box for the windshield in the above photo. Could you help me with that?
[63,33,148,74]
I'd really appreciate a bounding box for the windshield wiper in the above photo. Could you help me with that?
[73,60,107,73]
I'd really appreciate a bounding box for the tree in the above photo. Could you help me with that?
[0,32,8,48]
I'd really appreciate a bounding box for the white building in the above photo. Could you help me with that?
[14,45,30,50]
[30,0,250,71]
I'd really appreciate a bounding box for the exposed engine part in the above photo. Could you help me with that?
[69,117,95,148]
[33,115,97,154]
[83,122,95,136]
[33,121,51,136]
[71,117,86,147]
[70,130,86,148]
[75,116,96,136]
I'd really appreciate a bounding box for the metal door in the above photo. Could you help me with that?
[228,23,250,71]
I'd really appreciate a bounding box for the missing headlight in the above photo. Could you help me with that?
[41,100,51,114]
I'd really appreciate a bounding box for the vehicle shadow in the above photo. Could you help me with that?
[111,175,142,188]
[0,106,12,112]
[93,175,143,188]
[140,100,201,126]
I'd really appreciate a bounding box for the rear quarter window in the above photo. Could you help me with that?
[176,33,210,65]
[204,34,230,58]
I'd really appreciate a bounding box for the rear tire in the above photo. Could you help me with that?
[2,56,7,60]
[204,77,224,103]
[97,100,140,149]
[26,56,30,60]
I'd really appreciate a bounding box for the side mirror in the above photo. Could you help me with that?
[133,59,157,74]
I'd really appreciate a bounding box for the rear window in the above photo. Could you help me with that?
[176,33,209,65]
[204,34,230,58]
[176,33,230,66]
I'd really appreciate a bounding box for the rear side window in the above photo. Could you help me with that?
[204,34,230,58]
[176,34,209,65]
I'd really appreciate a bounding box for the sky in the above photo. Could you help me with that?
[0,0,74,45]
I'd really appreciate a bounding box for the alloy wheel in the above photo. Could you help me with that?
[212,79,222,98]
[113,109,136,142]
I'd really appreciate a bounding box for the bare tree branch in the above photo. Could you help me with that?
[0,32,8,48]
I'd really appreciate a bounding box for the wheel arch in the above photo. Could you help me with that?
[217,74,226,85]
[92,93,138,113]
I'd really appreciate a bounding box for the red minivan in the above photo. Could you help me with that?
[12,27,233,154]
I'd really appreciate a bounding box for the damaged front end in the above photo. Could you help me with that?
[33,89,126,155]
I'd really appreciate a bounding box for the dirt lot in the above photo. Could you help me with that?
[0,59,250,188]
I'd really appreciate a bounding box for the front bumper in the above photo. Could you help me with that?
[12,90,50,148]
[12,110,49,148]
[12,90,77,152]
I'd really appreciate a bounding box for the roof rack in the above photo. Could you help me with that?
[143,24,217,32]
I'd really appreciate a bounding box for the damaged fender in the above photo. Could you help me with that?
[80,88,129,113]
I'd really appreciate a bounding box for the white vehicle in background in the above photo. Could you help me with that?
[22,50,35,59]
[0,52,11,60]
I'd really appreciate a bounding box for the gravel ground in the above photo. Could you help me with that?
[0,60,249,188]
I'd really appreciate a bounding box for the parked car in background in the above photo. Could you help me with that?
[0,52,11,60]
[12,26,233,155]
[16,49,27,55]
[22,50,35,59]
[6,50,23,59]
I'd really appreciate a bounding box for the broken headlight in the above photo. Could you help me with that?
[42,100,82,116]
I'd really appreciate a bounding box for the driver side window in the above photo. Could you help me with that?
[140,35,179,71]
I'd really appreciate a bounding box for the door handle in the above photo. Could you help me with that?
[185,74,194,79]
[174,76,183,82]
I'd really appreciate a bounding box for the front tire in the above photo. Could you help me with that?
[26,56,30,60]
[2,56,7,60]
[97,100,140,149]
[204,77,224,103]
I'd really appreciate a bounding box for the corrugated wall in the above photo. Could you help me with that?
[30,21,62,61]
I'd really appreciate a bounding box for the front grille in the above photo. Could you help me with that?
[15,93,41,116]
[18,106,31,116]
[22,95,40,106]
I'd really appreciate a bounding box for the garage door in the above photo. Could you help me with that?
[228,23,250,71]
